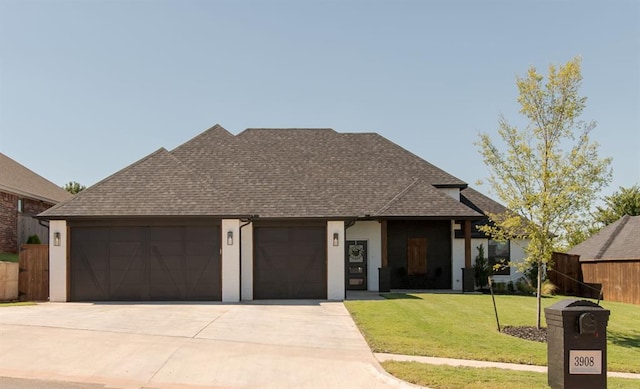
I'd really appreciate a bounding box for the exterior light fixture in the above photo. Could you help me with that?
[227,231,233,245]
[53,232,61,246]
[333,233,339,247]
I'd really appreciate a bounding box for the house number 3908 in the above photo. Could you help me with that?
[574,355,595,367]
[569,350,601,374]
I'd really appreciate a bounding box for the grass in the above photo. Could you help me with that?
[381,361,640,389]
[0,252,19,262]
[0,301,35,307]
[344,293,640,374]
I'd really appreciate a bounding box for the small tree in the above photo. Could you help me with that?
[63,181,86,194]
[476,57,612,328]
[473,244,491,289]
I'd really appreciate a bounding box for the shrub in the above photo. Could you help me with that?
[516,281,536,295]
[473,244,491,288]
[541,280,558,296]
[26,235,41,244]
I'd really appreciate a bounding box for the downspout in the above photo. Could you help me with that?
[238,216,255,301]
[38,218,50,243]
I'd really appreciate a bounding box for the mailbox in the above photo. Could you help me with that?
[544,299,610,389]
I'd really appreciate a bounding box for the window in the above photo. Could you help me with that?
[488,239,510,275]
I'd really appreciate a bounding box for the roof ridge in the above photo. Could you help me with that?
[170,124,232,153]
[374,178,420,216]
[595,215,630,259]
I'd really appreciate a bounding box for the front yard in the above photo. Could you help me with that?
[345,293,640,388]
[0,253,18,262]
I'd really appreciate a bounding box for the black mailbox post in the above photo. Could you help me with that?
[544,299,610,389]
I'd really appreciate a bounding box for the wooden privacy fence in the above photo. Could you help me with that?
[581,260,640,306]
[19,244,49,301]
[550,252,639,305]
[548,252,583,296]
[18,214,49,245]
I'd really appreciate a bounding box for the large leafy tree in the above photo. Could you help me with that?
[594,184,640,225]
[476,57,612,328]
[566,184,640,247]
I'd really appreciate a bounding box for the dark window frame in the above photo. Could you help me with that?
[488,239,510,275]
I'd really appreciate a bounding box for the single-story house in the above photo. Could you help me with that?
[1,152,72,252]
[568,214,640,305]
[39,125,527,302]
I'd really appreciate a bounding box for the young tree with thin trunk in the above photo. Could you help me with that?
[476,57,612,329]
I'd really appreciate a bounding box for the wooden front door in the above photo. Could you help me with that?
[407,238,427,275]
[346,240,367,290]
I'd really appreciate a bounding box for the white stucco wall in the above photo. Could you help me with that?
[222,219,240,302]
[240,222,253,301]
[439,188,460,201]
[49,220,67,302]
[327,221,345,300]
[451,233,529,290]
[345,221,382,291]
[451,234,487,291]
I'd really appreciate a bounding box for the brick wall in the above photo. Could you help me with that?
[0,191,18,253]
[23,198,53,216]
[0,191,56,253]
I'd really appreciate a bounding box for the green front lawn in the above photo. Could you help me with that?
[344,293,640,373]
[0,252,19,262]
[381,361,640,389]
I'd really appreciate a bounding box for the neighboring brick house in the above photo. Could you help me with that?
[0,153,72,253]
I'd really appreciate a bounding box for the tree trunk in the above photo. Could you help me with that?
[536,259,542,329]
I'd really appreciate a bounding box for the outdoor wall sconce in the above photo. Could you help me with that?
[53,232,61,246]
[333,232,339,247]
[227,231,233,245]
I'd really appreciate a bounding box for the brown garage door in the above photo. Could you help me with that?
[254,225,326,299]
[70,225,220,301]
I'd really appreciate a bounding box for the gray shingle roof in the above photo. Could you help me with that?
[40,125,482,219]
[0,152,72,203]
[568,215,640,261]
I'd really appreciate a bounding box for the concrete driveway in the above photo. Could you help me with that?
[0,302,417,389]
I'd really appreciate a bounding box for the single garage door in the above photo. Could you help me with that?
[70,225,221,301]
[254,224,326,299]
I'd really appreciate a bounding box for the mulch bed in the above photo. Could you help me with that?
[501,326,547,343]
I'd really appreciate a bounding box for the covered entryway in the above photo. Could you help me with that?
[346,240,368,290]
[70,224,221,301]
[253,223,327,299]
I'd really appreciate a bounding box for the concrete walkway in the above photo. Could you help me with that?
[0,302,419,389]
[375,353,640,380]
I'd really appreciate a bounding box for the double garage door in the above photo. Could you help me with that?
[70,225,221,301]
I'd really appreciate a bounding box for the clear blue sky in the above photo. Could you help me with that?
[1,0,638,201]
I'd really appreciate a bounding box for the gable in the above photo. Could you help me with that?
[569,215,640,261]
[40,125,482,219]
[0,152,72,203]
